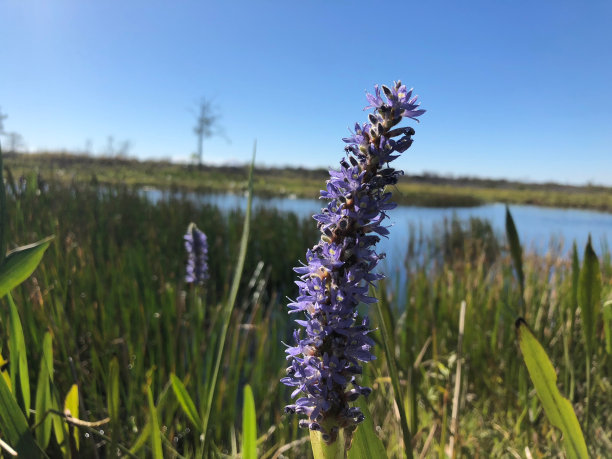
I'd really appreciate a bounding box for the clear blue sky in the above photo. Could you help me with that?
[1,1,611,185]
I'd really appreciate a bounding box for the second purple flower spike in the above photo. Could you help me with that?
[185,222,209,285]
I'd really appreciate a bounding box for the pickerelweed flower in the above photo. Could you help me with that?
[184,222,209,284]
[282,81,425,444]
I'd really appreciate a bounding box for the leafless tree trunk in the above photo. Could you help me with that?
[193,98,223,169]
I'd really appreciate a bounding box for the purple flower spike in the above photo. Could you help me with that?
[283,81,425,443]
[185,222,209,285]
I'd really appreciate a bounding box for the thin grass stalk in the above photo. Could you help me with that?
[0,142,7,265]
[561,310,575,401]
[374,288,413,459]
[201,145,256,453]
[447,300,466,458]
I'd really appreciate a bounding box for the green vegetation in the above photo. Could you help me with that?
[1,173,610,457]
[6,151,612,211]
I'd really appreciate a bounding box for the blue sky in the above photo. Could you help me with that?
[1,1,611,185]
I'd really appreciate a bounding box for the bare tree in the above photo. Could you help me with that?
[5,132,25,153]
[104,136,115,156]
[116,139,132,158]
[0,108,26,153]
[192,98,225,168]
[101,136,132,158]
[83,139,93,156]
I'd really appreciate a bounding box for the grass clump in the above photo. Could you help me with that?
[6,152,612,211]
[1,178,609,457]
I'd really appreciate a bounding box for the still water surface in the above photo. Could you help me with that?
[145,189,611,268]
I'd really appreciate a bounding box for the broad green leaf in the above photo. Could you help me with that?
[0,236,54,298]
[64,384,80,450]
[578,237,601,355]
[170,373,202,431]
[146,385,164,459]
[241,384,257,459]
[63,384,79,423]
[34,332,53,449]
[516,319,588,459]
[347,397,388,459]
[505,206,524,298]
[7,293,29,414]
[0,371,44,458]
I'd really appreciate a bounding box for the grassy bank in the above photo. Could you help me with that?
[2,178,610,457]
[5,151,612,211]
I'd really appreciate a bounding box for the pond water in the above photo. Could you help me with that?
[144,189,612,269]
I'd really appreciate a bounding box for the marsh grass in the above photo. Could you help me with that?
[1,178,610,457]
[6,152,612,212]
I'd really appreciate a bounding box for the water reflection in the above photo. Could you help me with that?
[143,188,611,269]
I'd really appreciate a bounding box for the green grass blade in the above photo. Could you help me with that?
[170,374,203,431]
[107,358,120,422]
[376,279,396,364]
[241,384,257,459]
[0,372,44,458]
[603,299,612,355]
[201,144,256,451]
[578,236,601,356]
[0,143,7,265]
[0,236,54,298]
[34,332,53,450]
[146,385,164,459]
[51,385,66,456]
[516,318,588,459]
[64,384,80,451]
[108,357,120,450]
[0,354,10,391]
[347,397,388,459]
[131,379,172,455]
[578,237,601,433]
[570,242,580,326]
[7,293,30,415]
[505,206,524,302]
[129,420,151,455]
[374,288,413,459]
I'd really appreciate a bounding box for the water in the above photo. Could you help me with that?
[144,188,612,268]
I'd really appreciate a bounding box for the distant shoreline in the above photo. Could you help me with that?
[5,151,612,213]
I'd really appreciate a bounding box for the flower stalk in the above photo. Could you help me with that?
[184,222,209,285]
[282,81,425,451]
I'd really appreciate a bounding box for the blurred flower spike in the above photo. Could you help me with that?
[185,222,209,285]
[281,81,425,443]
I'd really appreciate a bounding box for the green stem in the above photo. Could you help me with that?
[585,353,591,434]
[562,322,575,401]
[310,429,345,459]
[0,142,7,265]
[200,145,255,454]
[375,295,414,458]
